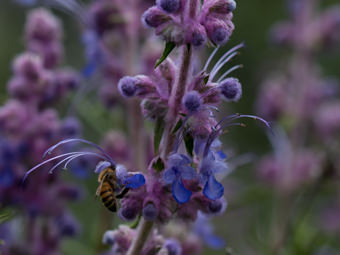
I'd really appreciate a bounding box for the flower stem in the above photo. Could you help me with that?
[161,45,193,158]
[126,219,154,255]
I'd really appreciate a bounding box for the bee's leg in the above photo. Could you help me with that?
[107,199,118,212]
[116,187,130,199]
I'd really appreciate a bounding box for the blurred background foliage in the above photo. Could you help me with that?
[0,0,339,254]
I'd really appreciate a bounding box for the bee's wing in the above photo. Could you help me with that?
[95,172,109,199]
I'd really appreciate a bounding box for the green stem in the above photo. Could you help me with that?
[126,219,154,255]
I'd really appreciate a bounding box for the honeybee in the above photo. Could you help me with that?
[96,166,130,212]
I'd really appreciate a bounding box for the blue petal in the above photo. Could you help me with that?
[123,174,145,189]
[82,61,97,78]
[204,233,226,249]
[216,150,227,160]
[212,160,228,174]
[168,153,191,166]
[163,167,177,184]
[172,179,192,204]
[203,174,224,200]
[180,166,196,180]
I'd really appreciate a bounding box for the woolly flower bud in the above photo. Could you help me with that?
[118,76,137,97]
[156,0,181,13]
[207,198,227,215]
[186,24,207,47]
[12,53,43,81]
[119,206,140,221]
[208,0,236,14]
[219,77,242,102]
[25,8,62,43]
[182,91,202,113]
[142,203,158,221]
[102,230,115,245]
[7,77,32,100]
[164,239,182,255]
[142,7,171,28]
[27,40,63,69]
[205,18,234,45]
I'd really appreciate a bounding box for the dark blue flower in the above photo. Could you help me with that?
[95,162,145,189]
[199,151,227,200]
[163,154,196,204]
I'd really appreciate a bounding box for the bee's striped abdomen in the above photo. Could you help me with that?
[100,181,117,212]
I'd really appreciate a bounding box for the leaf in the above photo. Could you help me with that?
[0,208,16,224]
[183,132,194,157]
[154,42,176,68]
[154,118,165,154]
[171,119,183,134]
[129,214,142,229]
[152,157,165,172]
[204,75,210,84]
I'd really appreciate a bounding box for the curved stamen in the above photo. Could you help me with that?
[23,152,81,182]
[203,46,220,72]
[209,52,239,82]
[48,153,85,174]
[48,152,105,174]
[216,64,243,83]
[203,122,246,157]
[43,138,115,166]
[215,113,241,128]
[209,42,244,76]
[216,114,271,130]
[63,152,107,169]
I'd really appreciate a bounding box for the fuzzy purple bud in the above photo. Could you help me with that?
[156,0,181,13]
[205,18,234,45]
[208,0,237,14]
[119,206,140,221]
[219,77,242,102]
[12,53,43,81]
[102,230,116,245]
[186,24,207,47]
[25,8,62,43]
[164,239,182,255]
[27,40,63,69]
[118,76,138,97]
[142,203,158,221]
[207,198,227,214]
[142,7,171,28]
[182,91,202,113]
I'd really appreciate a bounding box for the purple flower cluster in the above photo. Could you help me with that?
[8,9,79,107]
[16,1,268,255]
[0,8,81,254]
[254,1,340,252]
[256,0,340,192]
[143,0,236,46]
